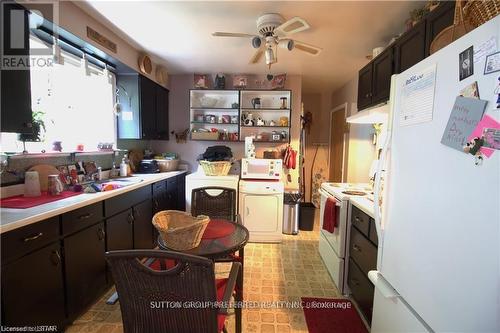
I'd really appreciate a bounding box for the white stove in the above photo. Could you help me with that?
[318,182,372,295]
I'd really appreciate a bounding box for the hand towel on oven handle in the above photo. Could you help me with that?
[322,197,337,233]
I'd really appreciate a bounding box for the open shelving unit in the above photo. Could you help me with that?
[189,89,291,143]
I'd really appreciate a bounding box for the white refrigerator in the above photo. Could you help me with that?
[370,16,500,333]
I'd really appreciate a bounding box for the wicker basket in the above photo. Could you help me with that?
[199,160,231,176]
[464,0,500,28]
[152,210,209,251]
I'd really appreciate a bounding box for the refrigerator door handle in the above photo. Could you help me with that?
[368,270,399,298]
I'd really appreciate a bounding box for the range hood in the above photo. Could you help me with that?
[346,103,389,124]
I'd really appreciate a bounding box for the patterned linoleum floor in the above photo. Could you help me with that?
[66,210,341,333]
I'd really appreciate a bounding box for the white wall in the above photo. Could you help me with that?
[151,74,302,190]
[58,1,167,88]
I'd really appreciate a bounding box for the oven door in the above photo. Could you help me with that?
[319,188,347,258]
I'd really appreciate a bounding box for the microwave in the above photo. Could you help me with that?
[241,158,282,180]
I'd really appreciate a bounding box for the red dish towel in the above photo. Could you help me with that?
[0,191,82,209]
[322,197,337,233]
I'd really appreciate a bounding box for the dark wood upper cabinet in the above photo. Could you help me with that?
[395,21,426,74]
[425,1,455,56]
[1,5,32,133]
[357,63,373,110]
[139,75,157,139]
[371,48,393,105]
[357,2,455,111]
[155,85,169,140]
[117,74,169,140]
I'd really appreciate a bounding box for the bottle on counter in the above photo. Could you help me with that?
[120,158,128,177]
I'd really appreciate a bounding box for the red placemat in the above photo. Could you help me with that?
[0,191,83,209]
[202,219,236,239]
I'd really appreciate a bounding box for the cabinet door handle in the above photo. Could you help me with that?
[97,228,105,241]
[365,93,369,98]
[50,250,61,266]
[154,199,159,210]
[354,216,362,223]
[246,207,250,216]
[353,244,362,252]
[78,213,93,220]
[23,232,43,242]
[127,213,134,224]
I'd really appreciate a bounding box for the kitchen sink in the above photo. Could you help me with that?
[85,177,143,188]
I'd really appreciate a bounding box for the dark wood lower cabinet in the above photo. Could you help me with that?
[1,243,65,329]
[177,174,186,211]
[348,258,375,324]
[0,174,185,327]
[64,222,107,322]
[133,199,154,249]
[348,204,378,325]
[106,209,134,251]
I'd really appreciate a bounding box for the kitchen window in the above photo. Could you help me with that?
[0,33,116,153]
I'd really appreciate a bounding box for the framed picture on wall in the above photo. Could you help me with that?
[271,74,286,90]
[194,74,209,89]
[233,75,247,89]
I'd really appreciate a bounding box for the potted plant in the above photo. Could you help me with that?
[18,111,46,142]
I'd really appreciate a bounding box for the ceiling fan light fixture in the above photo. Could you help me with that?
[265,47,276,66]
[278,39,294,51]
[251,36,262,49]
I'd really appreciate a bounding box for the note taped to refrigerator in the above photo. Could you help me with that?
[440,96,488,152]
[400,64,437,126]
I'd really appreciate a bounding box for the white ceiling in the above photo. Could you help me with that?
[78,1,424,93]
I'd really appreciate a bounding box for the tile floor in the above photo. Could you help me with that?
[67,210,342,333]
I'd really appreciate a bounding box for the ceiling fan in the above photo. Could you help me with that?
[212,13,322,69]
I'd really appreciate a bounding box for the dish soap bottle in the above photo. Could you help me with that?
[120,157,128,177]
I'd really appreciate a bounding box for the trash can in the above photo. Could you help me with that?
[283,191,301,235]
[299,202,316,231]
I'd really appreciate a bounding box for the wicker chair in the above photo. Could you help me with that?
[191,187,237,221]
[105,249,240,333]
[190,186,244,333]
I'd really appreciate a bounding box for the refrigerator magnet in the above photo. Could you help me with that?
[484,51,500,75]
[483,128,500,150]
[459,46,474,81]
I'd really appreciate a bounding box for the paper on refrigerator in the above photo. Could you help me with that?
[399,64,437,126]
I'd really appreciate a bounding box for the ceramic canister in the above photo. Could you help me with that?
[24,171,41,197]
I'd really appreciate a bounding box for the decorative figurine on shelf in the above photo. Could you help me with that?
[215,73,225,89]
[494,76,500,108]
[256,117,265,126]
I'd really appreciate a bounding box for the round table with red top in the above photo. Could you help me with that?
[156,218,249,333]
[156,219,249,259]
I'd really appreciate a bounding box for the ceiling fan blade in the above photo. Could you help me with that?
[249,46,264,64]
[212,32,258,38]
[293,40,322,56]
[275,17,310,36]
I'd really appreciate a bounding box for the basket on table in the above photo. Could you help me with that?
[464,0,500,28]
[152,210,210,251]
[199,160,231,176]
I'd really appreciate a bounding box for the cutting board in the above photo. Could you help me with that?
[28,164,60,191]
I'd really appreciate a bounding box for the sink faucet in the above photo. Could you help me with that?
[86,167,102,182]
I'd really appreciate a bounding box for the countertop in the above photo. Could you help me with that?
[349,196,375,218]
[0,171,186,234]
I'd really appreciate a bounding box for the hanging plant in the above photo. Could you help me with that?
[18,111,46,142]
